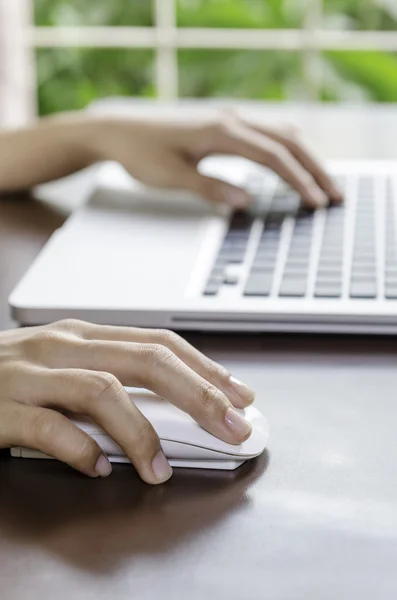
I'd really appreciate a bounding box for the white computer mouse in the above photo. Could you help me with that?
[69,389,269,471]
[11,389,269,471]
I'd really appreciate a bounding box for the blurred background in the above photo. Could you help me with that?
[0,0,396,125]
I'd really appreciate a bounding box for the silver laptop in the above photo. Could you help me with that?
[9,157,397,334]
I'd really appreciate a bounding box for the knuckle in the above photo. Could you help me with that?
[90,372,123,402]
[141,343,178,370]
[53,319,85,337]
[155,329,182,350]
[196,380,224,410]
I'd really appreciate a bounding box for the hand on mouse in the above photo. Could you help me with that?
[0,319,254,484]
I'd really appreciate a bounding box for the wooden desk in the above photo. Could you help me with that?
[2,179,397,598]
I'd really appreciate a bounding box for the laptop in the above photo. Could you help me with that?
[9,156,397,334]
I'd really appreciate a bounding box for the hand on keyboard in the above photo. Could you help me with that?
[92,111,343,209]
[0,320,254,483]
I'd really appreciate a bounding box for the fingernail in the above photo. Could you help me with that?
[225,407,252,441]
[95,454,112,478]
[223,185,250,208]
[230,376,255,404]
[152,450,173,483]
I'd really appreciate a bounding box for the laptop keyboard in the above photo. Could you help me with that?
[204,174,396,300]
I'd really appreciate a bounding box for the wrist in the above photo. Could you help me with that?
[43,112,105,168]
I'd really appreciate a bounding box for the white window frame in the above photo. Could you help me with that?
[1,0,397,124]
[0,0,36,126]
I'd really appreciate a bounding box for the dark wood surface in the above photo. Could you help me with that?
[2,193,397,600]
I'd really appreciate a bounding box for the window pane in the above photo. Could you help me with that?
[321,51,397,102]
[34,0,154,27]
[323,0,397,30]
[36,49,155,115]
[178,50,305,99]
[177,0,304,28]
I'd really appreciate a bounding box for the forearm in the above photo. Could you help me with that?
[0,113,99,192]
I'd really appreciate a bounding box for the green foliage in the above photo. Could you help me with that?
[176,0,303,28]
[325,51,397,102]
[322,0,397,30]
[36,49,155,114]
[33,0,397,114]
[34,0,153,26]
[178,50,303,99]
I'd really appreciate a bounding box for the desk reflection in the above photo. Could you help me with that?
[0,453,269,573]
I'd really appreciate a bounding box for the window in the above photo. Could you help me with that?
[1,0,397,125]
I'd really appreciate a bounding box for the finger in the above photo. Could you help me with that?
[1,399,111,478]
[38,338,253,445]
[246,122,343,203]
[124,149,252,209]
[214,124,329,208]
[171,163,252,209]
[71,322,255,409]
[13,367,173,485]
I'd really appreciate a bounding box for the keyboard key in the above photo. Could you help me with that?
[210,266,225,277]
[351,256,376,266]
[250,265,275,275]
[317,268,342,279]
[244,274,273,296]
[265,221,283,231]
[354,240,375,249]
[288,249,311,259]
[253,251,277,261]
[350,264,376,275]
[350,276,376,286]
[314,284,342,298]
[321,230,343,242]
[352,252,376,262]
[285,253,308,264]
[284,258,309,269]
[224,273,239,285]
[283,270,307,279]
[385,286,397,299]
[256,246,278,257]
[320,248,343,258]
[350,281,377,298]
[222,239,248,250]
[318,258,343,268]
[279,278,307,297]
[252,262,276,273]
[259,233,280,243]
[204,280,220,296]
[218,251,246,263]
[316,278,342,289]
[261,230,281,240]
